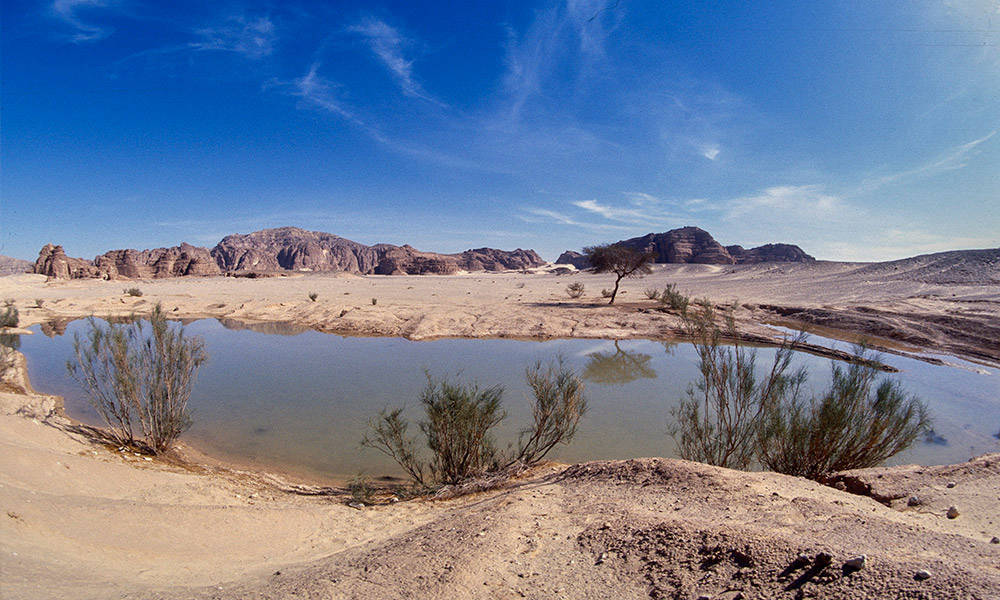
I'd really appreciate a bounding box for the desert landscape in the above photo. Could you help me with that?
[5,2,999,597]
[1,229,998,599]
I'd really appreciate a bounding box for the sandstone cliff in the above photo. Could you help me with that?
[557,227,814,267]
[33,227,545,279]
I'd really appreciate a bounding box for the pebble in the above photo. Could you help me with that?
[595,551,608,565]
[907,496,921,506]
[815,552,834,567]
[946,481,956,488]
[947,506,960,519]
[914,569,932,581]
[347,502,365,509]
[991,537,999,544]
[844,555,866,570]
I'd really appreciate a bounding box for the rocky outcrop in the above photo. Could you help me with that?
[95,243,221,279]
[555,250,591,269]
[557,227,814,267]
[458,248,544,272]
[212,228,381,273]
[33,245,99,279]
[726,244,815,264]
[33,227,546,279]
[0,255,33,276]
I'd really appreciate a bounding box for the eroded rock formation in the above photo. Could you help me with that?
[557,227,814,267]
[33,227,546,279]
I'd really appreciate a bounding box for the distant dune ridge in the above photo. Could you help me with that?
[557,226,815,268]
[31,226,546,280]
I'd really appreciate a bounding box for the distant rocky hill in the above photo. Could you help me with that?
[848,247,1000,285]
[557,227,815,268]
[0,255,33,276]
[33,227,545,279]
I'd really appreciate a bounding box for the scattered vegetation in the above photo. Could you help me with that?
[643,288,660,300]
[123,287,143,297]
[670,303,806,470]
[658,283,690,313]
[67,303,207,454]
[583,244,654,304]
[0,300,18,328]
[600,288,613,298]
[348,473,376,504]
[363,360,586,491]
[669,303,930,479]
[308,292,319,302]
[757,346,931,480]
[566,282,585,299]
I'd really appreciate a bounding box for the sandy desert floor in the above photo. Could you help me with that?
[1,260,999,599]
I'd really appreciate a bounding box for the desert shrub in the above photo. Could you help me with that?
[123,287,143,297]
[517,359,588,465]
[308,292,319,302]
[658,284,689,313]
[670,304,806,470]
[757,346,930,480]
[363,361,587,491]
[0,300,18,328]
[67,303,207,453]
[566,282,585,298]
[348,473,376,504]
[643,288,660,300]
[600,288,613,298]
[35,299,45,308]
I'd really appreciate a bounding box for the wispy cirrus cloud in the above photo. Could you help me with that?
[190,15,276,59]
[349,18,444,106]
[51,0,114,42]
[857,130,997,194]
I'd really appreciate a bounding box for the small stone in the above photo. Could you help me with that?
[697,595,713,600]
[844,555,866,570]
[815,552,834,567]
[990,537,999,544]
[833,481,847,491]
[907,496,921,506]
[914,569,932,581]
[946,481,956,488]
[947,506,960,519]
[348,502,365,509]
[595,551,608,565]
[789,554,811,569]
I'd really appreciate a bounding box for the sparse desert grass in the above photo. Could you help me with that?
[566,282,585,298]
[0,300,18,328]
[308,292,319,302]
[123,287,143,297]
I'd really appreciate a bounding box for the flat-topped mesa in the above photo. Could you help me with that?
[556,227,814,268]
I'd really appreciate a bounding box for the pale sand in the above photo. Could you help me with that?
[1,263,999,598]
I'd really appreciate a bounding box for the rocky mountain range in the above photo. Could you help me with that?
[0,255,33,276]
[557,226,814,268]
[32,227,545,280]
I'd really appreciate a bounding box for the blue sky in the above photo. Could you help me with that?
[2,0,998,262]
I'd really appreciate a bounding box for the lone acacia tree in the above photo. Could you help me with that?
[583,244,654,304]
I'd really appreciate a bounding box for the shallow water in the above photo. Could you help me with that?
[17,318,1000,480]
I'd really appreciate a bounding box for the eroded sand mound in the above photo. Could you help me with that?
[129,457,1000,600]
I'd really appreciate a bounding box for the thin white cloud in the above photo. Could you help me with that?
[349,18,444,106]
[725,185,845,219]
[521,207,633,231]
[857,130,997,194]
[191,16,276,59]
[51,0,113,42]
[700,145,720,160]
[572,199,666,224]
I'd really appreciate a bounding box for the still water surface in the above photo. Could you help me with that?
[18,318,1000,480]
